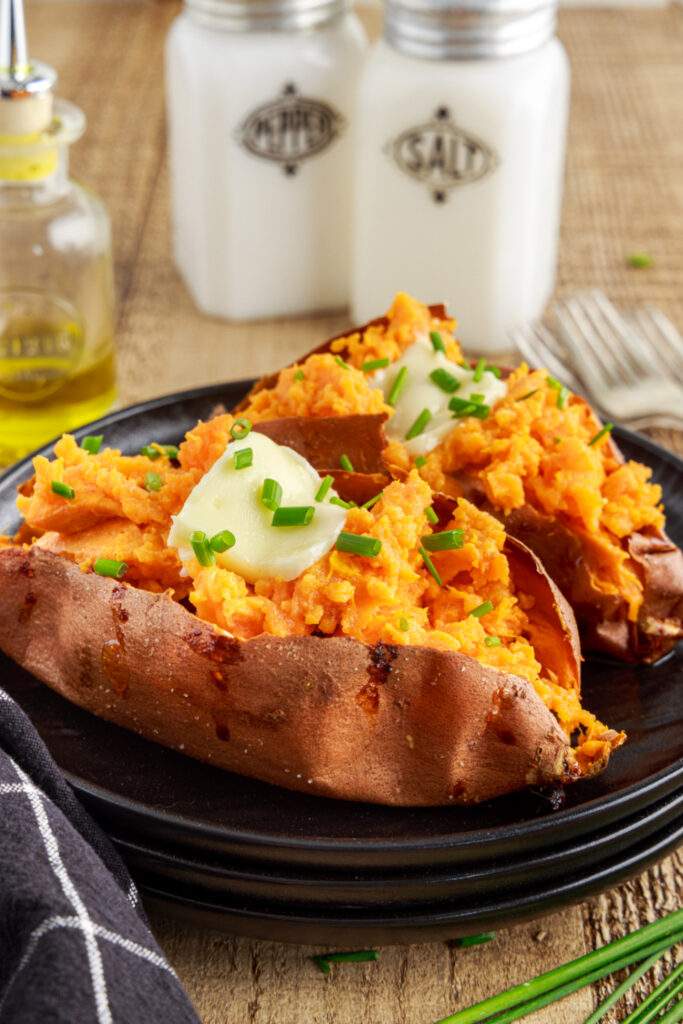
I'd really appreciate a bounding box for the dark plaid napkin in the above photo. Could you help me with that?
[0,687,200,1024]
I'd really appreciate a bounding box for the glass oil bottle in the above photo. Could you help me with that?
[0,0,116,467]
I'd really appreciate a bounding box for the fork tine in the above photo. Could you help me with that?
[588,291,653,383]
[554,295,619,390]
[623,311,672,381]
[509,324,583,391]
[632,306,683,384]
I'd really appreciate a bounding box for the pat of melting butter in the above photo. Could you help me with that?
[168,431,346,583]
[373,338,508,455]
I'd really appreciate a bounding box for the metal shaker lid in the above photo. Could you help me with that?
[183,0,350,32]
[385,0,558,60]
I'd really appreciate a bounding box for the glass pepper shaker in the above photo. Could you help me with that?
[0,0,116,467]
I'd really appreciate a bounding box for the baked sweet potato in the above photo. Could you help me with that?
[235,293,683,664]
[0,416,621,805]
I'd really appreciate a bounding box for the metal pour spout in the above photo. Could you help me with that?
[0,0,56,134]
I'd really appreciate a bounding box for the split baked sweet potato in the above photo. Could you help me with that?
[237,293,683,664]
[0,416,621,806]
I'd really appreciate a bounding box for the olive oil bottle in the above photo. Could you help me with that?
[0,0,116,467]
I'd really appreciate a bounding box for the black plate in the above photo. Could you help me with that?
[1,382,682,879]
[141,816,683,945]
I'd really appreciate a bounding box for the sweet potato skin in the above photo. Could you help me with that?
[0,545,576,807]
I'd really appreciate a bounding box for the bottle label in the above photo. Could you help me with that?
[236,83,345,176]
[386,106,499,204]
[0,290,84,403]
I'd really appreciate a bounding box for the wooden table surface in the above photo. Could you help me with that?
[26,2,682,1021]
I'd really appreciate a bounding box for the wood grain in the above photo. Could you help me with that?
[23,3,683,1022]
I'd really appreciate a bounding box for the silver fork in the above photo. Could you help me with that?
[624,305,683,387]
[509,322,582,392]
[552,291,683,431]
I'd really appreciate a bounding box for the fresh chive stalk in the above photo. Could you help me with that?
[583,951,664,1024]
[93,558,128,579]
[315,475,334,502]
[362,357,390,372]
[627,252,653,269]
[387,366,409,407]
[335,355,350,369]
[472,358,486,383]
[330,496,354,510]
[456,933,496,948]
[144,471,163,492]
[469,393,485,404]
[419,546,442,586]
[421,529,464,552]
[430,330,446,353]
[233,447,253,469]
[81,435,103,455]
[487,365,502,379]
[335,532,382,557]
[51,481,75,499]
[547,377,569,409]
[209,530,236,553]
[425,506,438,525]
[484,636,502,648]
[405,408,432,440]
[294,369,305,381]
[191,531,215,567]
[432,910,683,1024]
[339,453,354,472]
[415,455,427,468]
[588,423,614,447]
[430,368,461,394]
[619,961,683,1024]
[470,600,494,618]
[140,445,161,460]
[163,445,180,460]
[312,950,379,974]
[361,491,384,511]
[230,418,252,440]
[449,396,490,419]
[272,506,315,527]
[261,478,282,511]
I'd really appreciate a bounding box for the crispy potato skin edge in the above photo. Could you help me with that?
[0,545,578,807]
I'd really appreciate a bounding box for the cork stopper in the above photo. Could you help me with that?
[0,0,56,136]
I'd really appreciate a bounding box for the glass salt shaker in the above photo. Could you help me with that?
[166,0,367,321]
[0,0,116,466]
[351,0,570,354]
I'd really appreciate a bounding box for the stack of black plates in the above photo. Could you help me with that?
[1,383,682,945]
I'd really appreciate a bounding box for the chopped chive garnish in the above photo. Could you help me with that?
[405,407,432,440]
[449,396,490,419]
[554,436,562,444]
[163,445,180,460]
[422,529,465,552]
[335,532,382,557]
[456,932,496,948]
[81,435,103,455]
[425,506,438,525]
[294,369,305,381]
[471,600,494,618]
[419,546,443,586]
[140,445,161,460]
[335,355,350,369]
[488,365,502,379]
[517,389,538,402]
[430,330,446,353]
[144,471,163,492]
[315,475,334,502]
[230,418,252,440]
[272,506,315,527]
[339,453,354,472]
[312,950,379,974]
[233,447,253,470]
[399,617,409,631]
[191,530,215,567]
[93,558,128,579]
[430,368,461,393]
[484,636,502,648]
[469,393,485,404]
[210,530,236,552]
[547,377,569,409]
[627,251,653,269]
[51,481,75,499]
[261,478,282,511]
[387,366,408,407]
[361,491,384,510]
[588,422,614,446]
[472,357,486,382]
[362,357,390,372]
[414,455,427,468]
[330,496,354,510]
